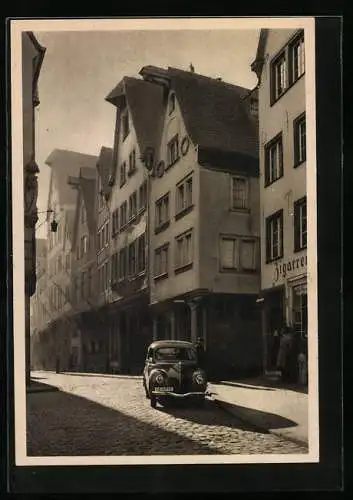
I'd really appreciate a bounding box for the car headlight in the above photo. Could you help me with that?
[193,370,206,385]
[153,371,167,385]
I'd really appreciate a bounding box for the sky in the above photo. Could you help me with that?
[33,28,260,237]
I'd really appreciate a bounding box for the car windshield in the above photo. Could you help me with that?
[154,346,196,362]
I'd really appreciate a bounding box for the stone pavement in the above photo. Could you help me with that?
[208,378,308,445]
[27,372,308,456]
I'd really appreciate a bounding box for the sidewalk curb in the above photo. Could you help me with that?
[212,396,308,448]
[36,370,142,380]
[27,384,59,394]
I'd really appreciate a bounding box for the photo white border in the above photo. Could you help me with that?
[10,16,318,467]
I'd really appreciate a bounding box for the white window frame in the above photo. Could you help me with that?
[231,176,249,210]
[155,193,170,229]
[175,229,193,270]
[265,134,283,186]
[154,244,169,278]
[176,174,193,215]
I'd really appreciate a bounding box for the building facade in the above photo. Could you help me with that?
[252,29,307,378]
[104,77,164,374]
[32,149,98,371]
[22,31,46,386]
[68,165,99,372]
[140,66,262,379]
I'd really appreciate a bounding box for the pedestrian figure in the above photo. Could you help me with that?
[276,326,294,383]
[195,337,206,369]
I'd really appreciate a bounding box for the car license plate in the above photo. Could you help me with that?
[155,386,173,392]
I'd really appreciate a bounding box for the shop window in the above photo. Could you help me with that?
[292,283,308,339]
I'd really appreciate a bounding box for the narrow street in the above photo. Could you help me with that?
[27,372,308,456]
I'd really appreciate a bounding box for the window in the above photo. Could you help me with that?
[128,242,136,276]
[137,233,146,273]
[129,191,137,220]
[294,114,306,166]
[120,201,127,228]
[220,238,238,270]
[271,31,305,104]
[57,255,62,272]
[175,230,193,270]
[138,181,147,211]
[176,174,193,216]
[128,149,136,176]
[220,236,257,271]
[80,235,88,256]
[266,210,284,262]
[118,248,127,279]
[167,134,179,166]
[122,110,130,140]
[155,193,169,229]
[169,93,176,114]
[120,162,127,187]
[112,209,119,236]
[290,32,305,83]
[154,244,169,277]
[231,176,248,210]
[294,197,307,251]
[265,134,283,186]
[272,52,287,101]
[65,285,71,304]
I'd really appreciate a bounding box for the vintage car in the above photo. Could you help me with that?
[142,340,208,408]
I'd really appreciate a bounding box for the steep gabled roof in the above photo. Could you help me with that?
[96,146,113,199]
[45,149,98,207]
[105,77,164,174]
[69,167,97,249]
[79,168,97,235]
[166,66,258,158]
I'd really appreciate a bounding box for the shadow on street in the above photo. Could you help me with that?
[214,401,298,431]
[27,387,233,456]
[156,399,269,433]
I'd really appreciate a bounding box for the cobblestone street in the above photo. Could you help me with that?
[27,372,308,456]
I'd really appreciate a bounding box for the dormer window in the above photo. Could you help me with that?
[169,93,176,114]
[122,110,130,140]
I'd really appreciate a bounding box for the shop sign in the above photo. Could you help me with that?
[274,254,307,283]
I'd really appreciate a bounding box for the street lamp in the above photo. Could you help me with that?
[35,209,59,232]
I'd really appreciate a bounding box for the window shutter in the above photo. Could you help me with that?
[221,239,235,269]
[241,240,255,270]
